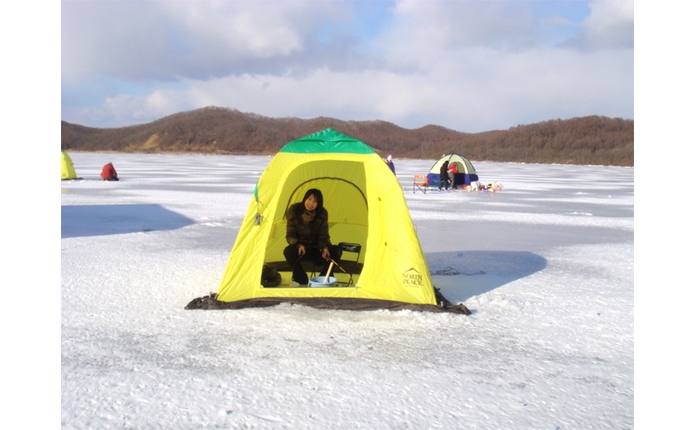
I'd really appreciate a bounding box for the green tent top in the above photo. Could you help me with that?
[279,128,375,154]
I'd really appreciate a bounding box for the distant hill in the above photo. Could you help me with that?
[61,106,633,166]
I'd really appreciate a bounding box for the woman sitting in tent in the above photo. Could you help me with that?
[283,189,342,287]
[101,162,119,181]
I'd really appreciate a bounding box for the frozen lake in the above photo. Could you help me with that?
[61,152,633,428]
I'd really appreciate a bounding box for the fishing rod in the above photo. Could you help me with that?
[325,258,354,286]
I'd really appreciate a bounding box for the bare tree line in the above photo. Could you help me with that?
[62,107,633,166]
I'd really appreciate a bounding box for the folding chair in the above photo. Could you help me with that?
[337,242,362,286]
[413,175,428,194]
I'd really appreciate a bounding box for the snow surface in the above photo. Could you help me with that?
[61,153,633,429]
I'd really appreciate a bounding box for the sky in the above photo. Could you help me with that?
[59,153,634,428]
[61,0,634,132]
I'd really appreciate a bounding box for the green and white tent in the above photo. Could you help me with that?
[427,153,479,188]
[189,128,469,313]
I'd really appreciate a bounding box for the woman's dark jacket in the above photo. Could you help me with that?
[285,203,332,250]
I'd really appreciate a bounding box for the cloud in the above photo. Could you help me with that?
[389,0,539,50]
[74,44,632,133]
[61,0,633,132]
[563,0,634,50]
[62,0,347,81]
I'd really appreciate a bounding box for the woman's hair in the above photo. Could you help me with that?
[302,188,323,211]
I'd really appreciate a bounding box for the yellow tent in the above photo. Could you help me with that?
[209,128,463,311]
[61,150,78,180]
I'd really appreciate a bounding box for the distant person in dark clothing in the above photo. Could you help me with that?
[439,160,449,190]
[101,163,119,181]
[385,155,396,175]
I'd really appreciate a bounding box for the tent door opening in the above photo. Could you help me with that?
[262,172,368,288]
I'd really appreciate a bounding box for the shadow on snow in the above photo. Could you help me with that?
[61,204,195,238]
[426,250,547,303]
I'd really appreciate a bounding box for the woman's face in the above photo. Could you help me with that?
[304,194,318,212]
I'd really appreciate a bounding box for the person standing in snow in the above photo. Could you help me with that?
[439,160,449,190]
[283,188,342,287]
[101,162,119,181]
[448,162,459,189]
[385,154,396,175]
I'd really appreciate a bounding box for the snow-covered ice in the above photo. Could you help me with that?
[59,153,633,428]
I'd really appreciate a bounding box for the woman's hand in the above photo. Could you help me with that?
[297,244,306,256]
[322,246,330,260]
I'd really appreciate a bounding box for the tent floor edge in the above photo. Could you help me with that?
[184,294,471,315]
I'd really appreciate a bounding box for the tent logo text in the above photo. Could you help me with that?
[402,268,423,287]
